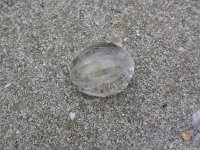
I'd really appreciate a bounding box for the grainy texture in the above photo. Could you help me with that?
[0,0,199,149]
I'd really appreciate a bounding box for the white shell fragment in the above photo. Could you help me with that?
[69,42,135,97]
[69,112,76,120]
[193,109,200,129]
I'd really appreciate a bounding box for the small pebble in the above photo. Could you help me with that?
[84,126,88,130]
[4,83,11,88]
[69,112,76,120]
[141,146,145,150]
[169,143,173,149]
[162,103,167,108]
[136,30,140,36]
[124,37,128,42]
[28,117,33,122]
[115,40,123,47]
[181,130,192,141]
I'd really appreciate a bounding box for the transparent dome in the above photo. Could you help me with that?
[69,42,135,97]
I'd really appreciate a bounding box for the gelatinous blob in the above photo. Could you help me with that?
[69,42,135,97]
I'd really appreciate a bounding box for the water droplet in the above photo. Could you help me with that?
[69,42,135,97]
